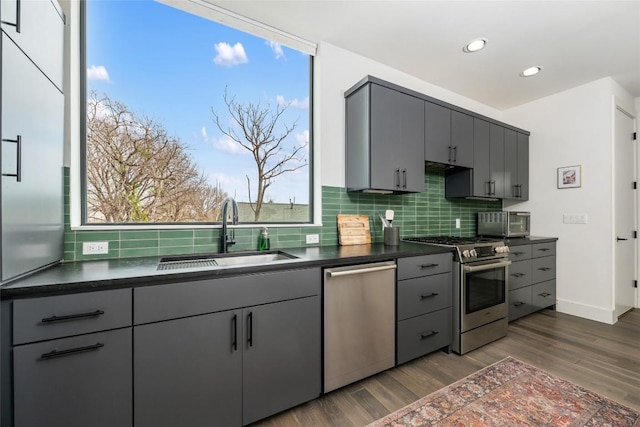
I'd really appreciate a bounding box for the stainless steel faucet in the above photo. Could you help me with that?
[220,197,239,253]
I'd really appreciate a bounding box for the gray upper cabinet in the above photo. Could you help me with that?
[1,1,64,283]
[450,111,474,168]
[472,120,505,198]
[424,103,473,168]
[346,82,425,193]
[504,129,529,200]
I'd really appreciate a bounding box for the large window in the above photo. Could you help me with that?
[82,0,312,225]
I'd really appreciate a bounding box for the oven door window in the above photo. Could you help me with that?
[465,267,506,314]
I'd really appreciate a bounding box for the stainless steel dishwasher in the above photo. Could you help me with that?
[324,261,397,392]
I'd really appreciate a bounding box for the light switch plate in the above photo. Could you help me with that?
[455,218,461,229]
[563,213,588,224]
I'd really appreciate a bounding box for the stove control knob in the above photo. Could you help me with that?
[462,250,470,258]
[469,249,477,257]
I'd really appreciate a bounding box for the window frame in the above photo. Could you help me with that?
[78,0,315,227]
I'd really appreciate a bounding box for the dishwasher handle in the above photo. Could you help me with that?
[327,264,397,278]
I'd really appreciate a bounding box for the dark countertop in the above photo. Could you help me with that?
[505,236,558,246]
[0,242,453,299]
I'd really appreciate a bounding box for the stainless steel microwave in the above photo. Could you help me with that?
[477,211,530,237]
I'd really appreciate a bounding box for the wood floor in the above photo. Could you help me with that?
[253,308,640,427]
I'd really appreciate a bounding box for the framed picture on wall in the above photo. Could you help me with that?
[557,165,582,189]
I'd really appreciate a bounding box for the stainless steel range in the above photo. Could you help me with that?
[403,236,511,354]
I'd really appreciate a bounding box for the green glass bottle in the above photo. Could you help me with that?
[258,227,270,251]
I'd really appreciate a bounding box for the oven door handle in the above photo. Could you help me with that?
[463,260,511,273]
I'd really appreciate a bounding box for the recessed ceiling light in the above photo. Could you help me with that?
[520,66,542,77]
[463,38,487,53]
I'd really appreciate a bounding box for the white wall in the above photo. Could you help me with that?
[314,42,503,187]
[503,78,637,323]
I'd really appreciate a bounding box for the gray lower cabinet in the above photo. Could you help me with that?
[133,268,322,427]
[396,253,453,365]
[5,289,133,427]
[14,329,132,427]
[508,241,556,321]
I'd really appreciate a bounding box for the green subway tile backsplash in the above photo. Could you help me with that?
[63,167,501,261]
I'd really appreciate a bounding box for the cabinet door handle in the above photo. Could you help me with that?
[394,169,401,188]
[420,263,439,269]
[247,311,253,347]
[538,267,551,271]
[1,0,21,33]
[538,292,552,297]
[402,169,407,189]
[513,301,525,307]
[452,146,458,162]
[2,135,22,182]
[485,181,491,195]
[448,146,453,162]
[617,237,628,242]
[231,314,238,351]
[40,342,104,360]
[491,180,496,195]
[420,292,439,300]
[419,330,439,339]
[41,309,105,324]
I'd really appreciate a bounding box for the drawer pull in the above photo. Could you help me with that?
[420,263,439,269]
[538,248,551,252]
[419,330,439,339]
[538,267,551,272]
[420,292,439,300]
[40,342,104,360]
[512,251,525,256]
[511,273,526,277]
[538,292,552,298]
[513,301,525,307]
[41,309,105,324]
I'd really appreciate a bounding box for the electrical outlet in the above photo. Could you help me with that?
[455,218,461,229]
[82,241,109,255]
[306,234,320,244]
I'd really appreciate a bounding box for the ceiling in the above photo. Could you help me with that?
[210,1,640,111]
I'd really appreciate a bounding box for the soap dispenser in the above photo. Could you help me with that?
[258,227,270,251]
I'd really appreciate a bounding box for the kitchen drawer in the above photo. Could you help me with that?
[13,289,132,345]
[532,242,556,258]
[397,308,451,365]
[397,272,452,321]
[508,260,532,290]
[532,280,556,310]
[532,256,556,283]
[13,328,132,427]
[509,245,532,261]
[135,268,320,324]
[397,253,452,280]
[508,286,534,322]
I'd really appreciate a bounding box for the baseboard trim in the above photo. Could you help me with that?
[555,298,616,324]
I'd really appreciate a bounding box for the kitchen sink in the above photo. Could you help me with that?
[157,251,297,271]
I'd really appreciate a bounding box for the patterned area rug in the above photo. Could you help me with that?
[367,357,640,427]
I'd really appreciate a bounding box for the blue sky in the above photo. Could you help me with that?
[86,0,311,205]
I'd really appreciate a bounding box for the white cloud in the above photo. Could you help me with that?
[201,126,248,155]
[276,95,309,110]
[296,130,309,149]
[265,40,284,59]
[213,42,248,67]
[87,65,110,82]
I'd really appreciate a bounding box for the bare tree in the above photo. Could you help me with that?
[86,92,227,223]
[212,88,307,221]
